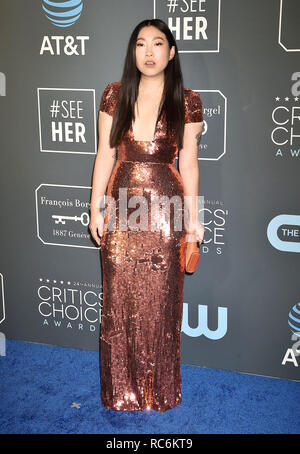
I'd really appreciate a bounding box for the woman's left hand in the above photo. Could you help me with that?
[186,220,206,244]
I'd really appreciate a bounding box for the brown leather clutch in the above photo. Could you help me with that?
[185,240,200,273]
[180,237,201,273]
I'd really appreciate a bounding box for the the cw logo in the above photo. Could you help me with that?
[182,303,227,339]
[267,214,300,253]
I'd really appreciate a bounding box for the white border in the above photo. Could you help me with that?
[278,0,300,52]
[175,89,227,161]
[37,88,97,154]
[154,0,221,53]
[195,89,226,161]
[35,183,99,249]
[0,273,5,324]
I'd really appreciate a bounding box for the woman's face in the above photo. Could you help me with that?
[135,26,175,77]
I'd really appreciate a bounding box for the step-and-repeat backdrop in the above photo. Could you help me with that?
[0,0,299,381]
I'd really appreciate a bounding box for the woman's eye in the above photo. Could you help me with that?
[136,42,163,47]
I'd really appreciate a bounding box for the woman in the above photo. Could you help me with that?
[89,18,205,412]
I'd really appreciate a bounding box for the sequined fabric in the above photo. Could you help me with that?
[99,81,203,412]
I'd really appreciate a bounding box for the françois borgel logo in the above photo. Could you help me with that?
[37,88,96,154]
[154,0,221,52]
[271,75,300,159]
[40,0,89,55]
[35,184,96,249]
[187,91,227,161]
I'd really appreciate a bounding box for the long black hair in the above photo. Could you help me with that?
[109,18,186,150]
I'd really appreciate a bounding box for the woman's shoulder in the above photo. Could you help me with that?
[100,82,121,115]
[104,81,122,92]
[183,88,203,123]
[102,81,121,97]
[184,87,201,100]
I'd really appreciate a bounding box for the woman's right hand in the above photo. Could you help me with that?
[89,212,105,246]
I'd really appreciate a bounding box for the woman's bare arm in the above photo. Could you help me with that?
[89,111,116,244]
[178,121,205,242]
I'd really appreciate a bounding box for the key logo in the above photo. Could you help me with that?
[35,184,95,248]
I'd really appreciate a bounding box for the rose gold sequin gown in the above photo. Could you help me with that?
[99,81,203,412]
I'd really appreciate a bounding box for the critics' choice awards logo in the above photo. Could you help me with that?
[35,184,96,249]
[271,77,300,159]
[40,1,88,55]
[37,277,103,332]
[278,0,300,52]
[267,214,300,253]
[154,0,221,52]
[37,88,96,154]
[198,199,228,255]
[282,302,300,368]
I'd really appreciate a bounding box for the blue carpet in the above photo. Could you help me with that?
[0,339,299,434]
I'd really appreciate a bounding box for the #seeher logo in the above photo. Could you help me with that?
[288,302,300,338]
[42,0,83,28]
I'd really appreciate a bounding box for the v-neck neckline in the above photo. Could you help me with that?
[130,95,164,143]
[130,117,159,143]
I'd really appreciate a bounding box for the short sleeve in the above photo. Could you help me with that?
[99,82,119,117]
[184,89,203,123]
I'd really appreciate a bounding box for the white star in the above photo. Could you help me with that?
[71,402,81,409]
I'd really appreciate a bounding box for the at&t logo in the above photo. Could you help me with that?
[281,302,300,368]
[42,0,83,27]
[40,0,89,55]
